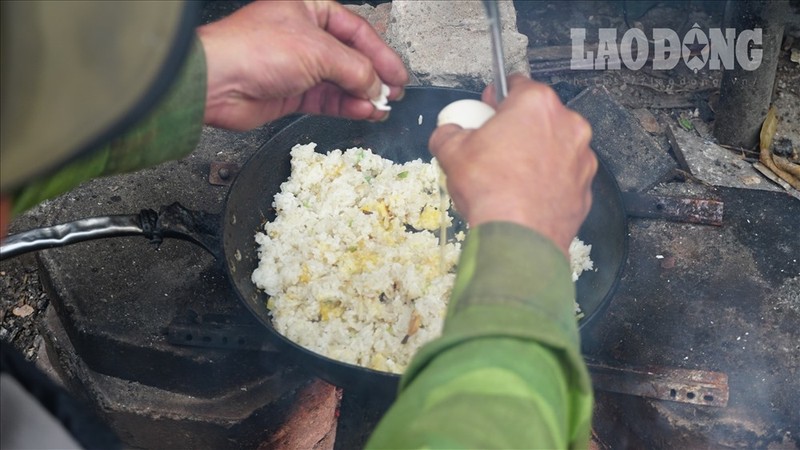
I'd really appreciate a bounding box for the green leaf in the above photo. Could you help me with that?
[678,116,693,131]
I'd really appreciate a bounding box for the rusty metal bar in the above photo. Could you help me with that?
[622,192,724,226]
[587,361,729,407]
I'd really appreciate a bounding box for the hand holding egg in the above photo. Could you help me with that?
[429,74,597,257]
[437,99,496,129]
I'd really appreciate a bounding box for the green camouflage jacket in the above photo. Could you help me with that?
[11,40,206,214]
[367,222,593,449]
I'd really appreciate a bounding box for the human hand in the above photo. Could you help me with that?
[197,0,408,130]
[429,75,597,256]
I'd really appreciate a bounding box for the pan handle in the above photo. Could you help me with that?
[621,192,724,226]
[0,202,221,261]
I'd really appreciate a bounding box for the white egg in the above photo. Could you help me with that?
[436,99,496,129]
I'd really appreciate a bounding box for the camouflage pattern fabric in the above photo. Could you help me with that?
[368,222,593,449]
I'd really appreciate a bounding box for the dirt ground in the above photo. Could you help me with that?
[0,253,46,360]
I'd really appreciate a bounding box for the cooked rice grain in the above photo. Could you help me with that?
[252,143,594,373]
[252,144,459,373]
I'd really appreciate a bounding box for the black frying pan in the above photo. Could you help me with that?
[222,87,628,395]
[1,87,628,397]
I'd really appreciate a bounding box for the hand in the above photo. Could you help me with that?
[429,75,597,256]
[197,0,408,130]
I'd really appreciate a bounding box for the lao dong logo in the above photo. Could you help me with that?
[571,23,763,72]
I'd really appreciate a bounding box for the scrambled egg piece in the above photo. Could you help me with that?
[417,205,441,231]
[319,300,344,321]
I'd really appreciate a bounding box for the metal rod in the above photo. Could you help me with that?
[587,361,729,407]
[0,215,147,260]
[0,203,222,261]
[483,0,508,103]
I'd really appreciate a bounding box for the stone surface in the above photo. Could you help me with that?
[669,125,785,193]
[344,3,391,40]
[568,86,678,192]
[386,0,529,90]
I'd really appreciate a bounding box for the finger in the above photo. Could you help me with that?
[296,82,391,121]
[484,74,542,108]
[314,2,409,89]
[429,124,468,165]
[506,73,538,91]
[481,84,497,107]
[572,112,593,148]
[310,31,384,101]
[388,84,405,102]
[583,147,599,181]
[340,98,390,122]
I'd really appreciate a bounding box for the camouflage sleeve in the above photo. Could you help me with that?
[366,222,593,449]
[12,37,207,215]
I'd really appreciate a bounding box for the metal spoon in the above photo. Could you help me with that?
[482,0,508,103]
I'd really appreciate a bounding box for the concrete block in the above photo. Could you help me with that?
[668,125,785,193]
[568,86,678,192]
[386,0,529,90]
[344,3,392,41]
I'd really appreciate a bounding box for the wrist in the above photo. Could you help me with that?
[447,221,574,320]
[467,201,575,257]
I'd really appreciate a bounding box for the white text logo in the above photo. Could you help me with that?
[570,24,763,72]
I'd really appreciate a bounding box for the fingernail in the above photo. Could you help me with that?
[368,112,390,123]
[368,79,383,101]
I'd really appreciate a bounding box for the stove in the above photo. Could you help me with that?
[30,96,800,449]
[30,117,393,450]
